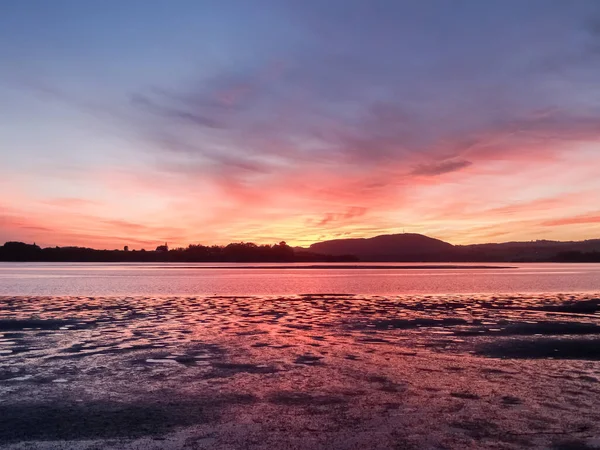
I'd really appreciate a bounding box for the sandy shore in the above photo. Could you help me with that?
[1,293,600,449]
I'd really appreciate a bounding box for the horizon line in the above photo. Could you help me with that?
[3,232,600,252]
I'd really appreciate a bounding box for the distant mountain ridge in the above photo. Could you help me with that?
[307,233,454,261]
[455,238,600,262]
[2,234,600,262]
[303,233,600,262]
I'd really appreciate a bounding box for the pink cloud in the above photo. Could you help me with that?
[542,213,600,227]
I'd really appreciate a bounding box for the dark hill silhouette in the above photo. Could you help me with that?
[2,234,600,262]
[455,239,600,262]
[303,234,600,262]
[307,233,455,261]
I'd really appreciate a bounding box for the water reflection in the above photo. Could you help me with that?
[1,262,600,295]
[1,293,600,447]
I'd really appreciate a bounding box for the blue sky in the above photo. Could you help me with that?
[1,0,600,248]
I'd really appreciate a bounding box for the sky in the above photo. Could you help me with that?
[1,0,600,249]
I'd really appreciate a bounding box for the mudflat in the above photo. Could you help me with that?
[1,293,600,449]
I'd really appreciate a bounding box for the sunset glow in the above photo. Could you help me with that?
[2,1,600,249]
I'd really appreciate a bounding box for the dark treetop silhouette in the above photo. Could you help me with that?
[0,241,355,263]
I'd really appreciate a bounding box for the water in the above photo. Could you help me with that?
[2,262,600,447]
[1,262,600,296]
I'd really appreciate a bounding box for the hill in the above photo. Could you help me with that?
[456,239,600,262]
[303,234,600,262]
[307,233,455,261]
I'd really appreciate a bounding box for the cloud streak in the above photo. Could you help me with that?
[411,160,473,177]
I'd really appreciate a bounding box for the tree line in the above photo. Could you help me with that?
[0,241,358,263]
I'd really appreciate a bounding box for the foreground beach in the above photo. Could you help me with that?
[1,293,600,449]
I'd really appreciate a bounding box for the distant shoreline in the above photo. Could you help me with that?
[3,236,600,263]
[157,264,515,270]
[0,262,516,269]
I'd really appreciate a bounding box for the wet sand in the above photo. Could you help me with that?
[1,293,600,449]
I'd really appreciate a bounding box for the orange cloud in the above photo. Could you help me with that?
[542,213,600,227]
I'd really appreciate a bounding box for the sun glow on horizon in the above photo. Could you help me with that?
[2,2,600,249]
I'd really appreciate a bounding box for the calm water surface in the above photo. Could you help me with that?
[1,262,599,296]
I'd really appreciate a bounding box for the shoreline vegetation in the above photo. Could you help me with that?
[1,233,600,263]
